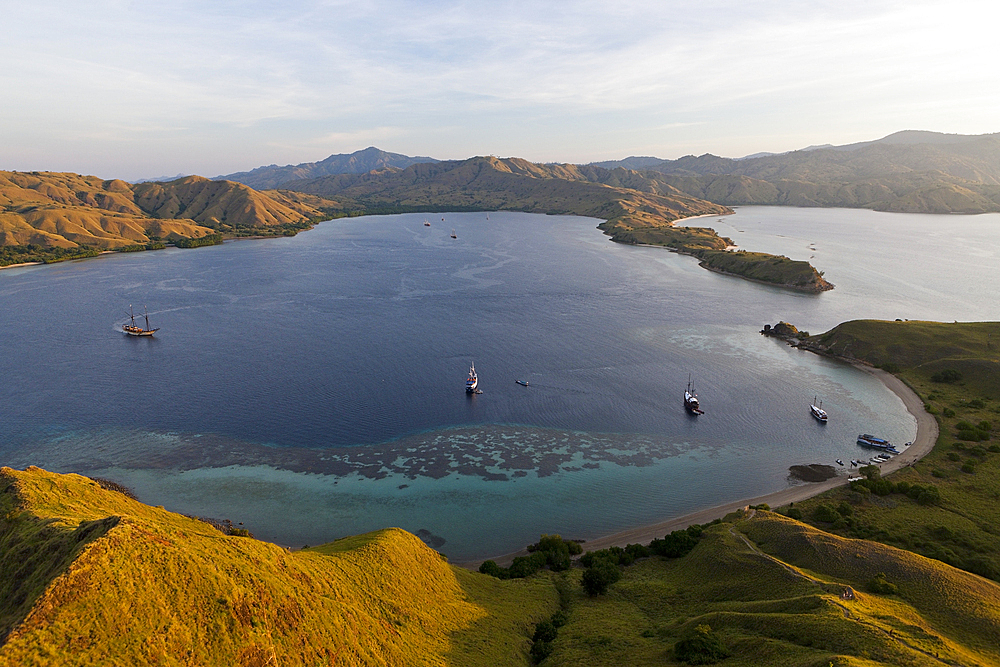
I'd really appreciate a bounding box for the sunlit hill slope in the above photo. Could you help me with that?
[0,466,556,666]
[0,172,323,250]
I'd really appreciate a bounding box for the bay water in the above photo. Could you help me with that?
[2,207,997,560]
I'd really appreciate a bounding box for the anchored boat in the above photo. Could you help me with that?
[684,376,703,415]
[857,434,898,453]
[810,397,828,422]
[466,364,478,393]
[123,305,159,337]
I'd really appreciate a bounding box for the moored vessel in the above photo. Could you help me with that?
[466,364,478,393]
[684,376,703,415]
[810,397,828,422]
[123,305,159,337]
[857,434,898,452]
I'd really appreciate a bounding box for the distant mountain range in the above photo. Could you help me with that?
[588,131,1000,213]
[216,147,439,190]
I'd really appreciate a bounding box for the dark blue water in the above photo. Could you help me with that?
[3,208,995,559]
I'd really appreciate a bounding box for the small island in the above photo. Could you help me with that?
[598,216,833,293]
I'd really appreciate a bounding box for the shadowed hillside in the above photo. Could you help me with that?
[595,131,1000,213]
[217,147,440,190]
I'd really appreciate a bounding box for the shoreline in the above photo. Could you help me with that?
[458,361,938,570]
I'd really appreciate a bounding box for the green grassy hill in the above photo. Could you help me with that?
[532,513,1000,666]
[784,320,1000,585]
[0,466,557,666]
[8,464,1000,665]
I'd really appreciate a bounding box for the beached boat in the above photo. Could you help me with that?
[857,434,898,452]
[123,305,159,337]
[810,397,828,422]
[466,364,478,393]
[836,459,844,466]
[684,376,703,415]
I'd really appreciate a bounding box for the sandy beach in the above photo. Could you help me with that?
[461,363,938,569]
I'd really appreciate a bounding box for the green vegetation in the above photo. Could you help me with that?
[789,320,1000,582]
[173,233,223,248]
[0,244,101,267]
[538,514,1000,666]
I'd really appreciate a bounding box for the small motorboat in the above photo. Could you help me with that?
[424,220,430,226]
[515,380,529,387]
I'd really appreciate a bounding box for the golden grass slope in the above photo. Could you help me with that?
[0,172,324,250]
[0,466,557,666]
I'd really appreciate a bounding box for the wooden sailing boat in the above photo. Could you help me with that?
[123,305,159,336]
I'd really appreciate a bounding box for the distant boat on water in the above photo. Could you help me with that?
[516,380,529,386]
[466,364,478,393]
[451,229,457,239]
[424,220,430,226]
[810,397,828,422]
[684,376,703,415]
[123,305,158,337]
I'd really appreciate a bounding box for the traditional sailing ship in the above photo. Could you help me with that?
[466,364,478,393]
[684,376,703,415]
[123,305,159,337]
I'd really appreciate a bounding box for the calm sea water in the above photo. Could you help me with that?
[2,207,998,560]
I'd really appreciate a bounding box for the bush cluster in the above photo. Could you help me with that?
[955,420,992,442]
[849,477,941,505]
[931,369,963,383]
[674,624,730,665]
[478,534,581,580]
[867,572,898,595]
[529,611,568,664]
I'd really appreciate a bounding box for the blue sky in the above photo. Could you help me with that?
[2,0,996,180]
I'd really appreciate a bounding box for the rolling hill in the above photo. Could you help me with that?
[0,466,557,666]
[0,172,327,262]
[6,465,1000,665]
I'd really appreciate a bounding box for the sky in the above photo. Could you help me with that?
[2,0,997,181]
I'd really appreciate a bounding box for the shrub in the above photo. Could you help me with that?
[533,621,557,643]
[931,369,962,383]
[943,407,957,418]
[867,573,898,595]
[650,529,700,558]
[880,362,900,373]
[550,610,568,628]
[674,625,730,665]
[813,504,839,523]
[979,420,993,431]
[529,639,553,663]
[948,452,961,461]
[989,445,1000,453]
[918,487,941,505]
[786,507,803,520]
[581,558,622,596]
[968,399,986,409]
[961,463,977,474]
[836,502,854,517]
[479,560,504,578]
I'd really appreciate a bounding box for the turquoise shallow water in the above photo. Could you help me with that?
[3,207,996,560]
